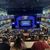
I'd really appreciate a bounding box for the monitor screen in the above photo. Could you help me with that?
[19,20,32,27]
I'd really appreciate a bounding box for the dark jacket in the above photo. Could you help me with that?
[0,43,10,50]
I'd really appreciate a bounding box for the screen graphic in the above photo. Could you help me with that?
[19,20,32,27]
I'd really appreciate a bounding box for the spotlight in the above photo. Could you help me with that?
[12,22,15,24]
[37,21,40,24]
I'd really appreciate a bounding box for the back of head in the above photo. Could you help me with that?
[39,35,43,40]
[2,37,8,43]
[14,37,22,49]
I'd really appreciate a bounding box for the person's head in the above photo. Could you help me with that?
[2,37,8,43]
[39,35,44,40]
[14,37,22,48]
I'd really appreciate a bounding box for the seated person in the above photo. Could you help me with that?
[13,37,25,50]
[32,35,50,50]
[0,37,10,50]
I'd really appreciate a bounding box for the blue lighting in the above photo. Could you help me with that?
[12,22,15,24]
[21,21,31,26]
[12,15,40,29]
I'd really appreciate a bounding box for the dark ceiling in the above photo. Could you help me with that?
[0,0,50,15]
